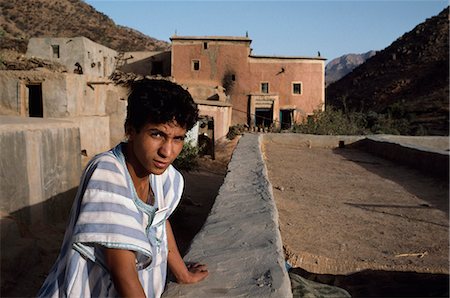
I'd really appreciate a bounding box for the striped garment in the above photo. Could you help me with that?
[37,143,184,298]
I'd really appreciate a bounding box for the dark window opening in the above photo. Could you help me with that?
[51,45,60,58]
[293,82,302,94]
[151,61,163,75]
[280,110,293,129]
[255,108,272,127]
[203,42,208,50]
[231,74,236,81]
[192,60,200,71]
[261,82,269,94]
[27,84,43,117]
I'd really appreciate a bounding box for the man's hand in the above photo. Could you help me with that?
[177,262,208,284]
[166,220,209,284]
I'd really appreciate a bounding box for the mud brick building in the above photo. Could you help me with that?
[171,35,326,130]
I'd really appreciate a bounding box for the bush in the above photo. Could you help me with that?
[173,141,199,172]
[226,124,246,140]
[292,107,416,136]
[293,108,368,135]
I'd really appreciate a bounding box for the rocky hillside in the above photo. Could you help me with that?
[325,51,376,86]
[326,7,449,135]
[0,0,169,53]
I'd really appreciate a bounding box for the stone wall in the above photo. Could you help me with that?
[0,116,81,223]
[26,36,118,77]
[0,71,129,164]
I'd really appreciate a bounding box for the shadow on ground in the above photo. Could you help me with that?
[332,146,449,216]
[290,266,449,297]
[170,169,225,256]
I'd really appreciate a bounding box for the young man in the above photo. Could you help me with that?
[38,79,208,297]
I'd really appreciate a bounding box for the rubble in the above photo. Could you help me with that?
[0,50,67,72]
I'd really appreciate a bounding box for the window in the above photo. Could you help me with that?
[51,45,60,58]
[261,82,269,94]
[151,61,163,75]
[192,59,200,71]
[293,82,302,95]
[203,42,208,50]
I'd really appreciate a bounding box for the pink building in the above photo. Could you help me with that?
[171,35,325,134]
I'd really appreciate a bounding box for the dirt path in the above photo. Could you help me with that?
[262,136,449,296]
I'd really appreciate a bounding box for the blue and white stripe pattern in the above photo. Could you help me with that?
[37,143,184,298]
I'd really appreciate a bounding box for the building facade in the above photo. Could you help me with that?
[26,36,118,77]
[170,35,326,130]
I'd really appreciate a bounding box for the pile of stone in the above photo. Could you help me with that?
[0,50,66,72]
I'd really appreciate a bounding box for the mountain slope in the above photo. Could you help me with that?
[0,0,169,53]
[326,7,449,135]
[325,51,376,86]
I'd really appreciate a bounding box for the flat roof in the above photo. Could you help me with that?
[250,54,327,61]
[170,35,251,42]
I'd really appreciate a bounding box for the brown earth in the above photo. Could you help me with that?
[262,136,449,297]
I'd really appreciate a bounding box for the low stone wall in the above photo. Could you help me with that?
[164,133,292,297]
[358,135,449,181]
[0,116,81,223]
[263,133,449,180]
[63,115,111,167]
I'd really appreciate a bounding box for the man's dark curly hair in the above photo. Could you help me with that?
[125,79,199,133]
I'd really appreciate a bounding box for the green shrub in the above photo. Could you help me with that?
[293,108,368,135]
[173,141,199,172]
[226,124,246,140]
[293,106,418,136]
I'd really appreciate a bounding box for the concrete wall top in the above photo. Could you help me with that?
[367,135,450,153]
[164,134,292,297]
[263,133,450,153]
[263,133,366,148]
[0,115,78,131]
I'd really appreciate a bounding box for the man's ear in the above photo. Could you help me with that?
[125,124,136,141]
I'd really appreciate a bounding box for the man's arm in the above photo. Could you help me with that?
[166,220,209,284]
[104,248,146,297]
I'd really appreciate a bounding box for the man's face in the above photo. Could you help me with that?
[128,120,186,175]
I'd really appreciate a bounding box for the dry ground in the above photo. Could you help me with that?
[262,136,449,297]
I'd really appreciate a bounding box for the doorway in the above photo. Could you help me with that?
[255,108,273,128]
[27,84,43,117]
[280,109,293,129]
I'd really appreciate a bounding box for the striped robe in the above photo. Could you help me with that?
[37,143,184,298]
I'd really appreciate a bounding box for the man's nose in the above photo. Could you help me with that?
[159,139,172,157]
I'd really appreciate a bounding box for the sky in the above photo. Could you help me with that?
[85,0,448,63]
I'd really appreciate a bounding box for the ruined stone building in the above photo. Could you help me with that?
[0,37,128,228]
[27,36,117,77]
[1,37,128,164]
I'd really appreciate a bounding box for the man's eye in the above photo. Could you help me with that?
[151,132,163,138]
[174,137,185,143]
